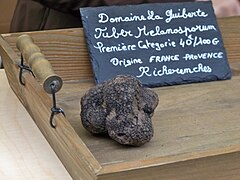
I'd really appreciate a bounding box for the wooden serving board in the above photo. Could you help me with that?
[59,76,240,163]
[0,17,240,179]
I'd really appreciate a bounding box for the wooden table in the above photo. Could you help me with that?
[0,69,71,179]
[1,16,240,179]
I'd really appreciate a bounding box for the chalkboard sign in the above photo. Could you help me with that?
[80,1,231,87]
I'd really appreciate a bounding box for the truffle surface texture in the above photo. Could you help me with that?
[80,75,159,146]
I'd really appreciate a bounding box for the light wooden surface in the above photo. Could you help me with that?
[0,69,71,179]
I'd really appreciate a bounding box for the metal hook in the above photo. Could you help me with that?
[18,54,35,85]
[18,54,64,128]
[50,83,65,128]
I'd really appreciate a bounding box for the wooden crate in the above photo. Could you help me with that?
[1,17,240,179]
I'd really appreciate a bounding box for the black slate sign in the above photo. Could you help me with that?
[80,1,231,87]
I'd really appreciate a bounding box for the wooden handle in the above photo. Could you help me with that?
[16,34,62,94]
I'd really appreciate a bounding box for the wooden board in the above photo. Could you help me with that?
[0,69,71,179]
[59,77,240,164]
[1,16,240,179]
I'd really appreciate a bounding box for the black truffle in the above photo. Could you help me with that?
[80,75,159,146]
